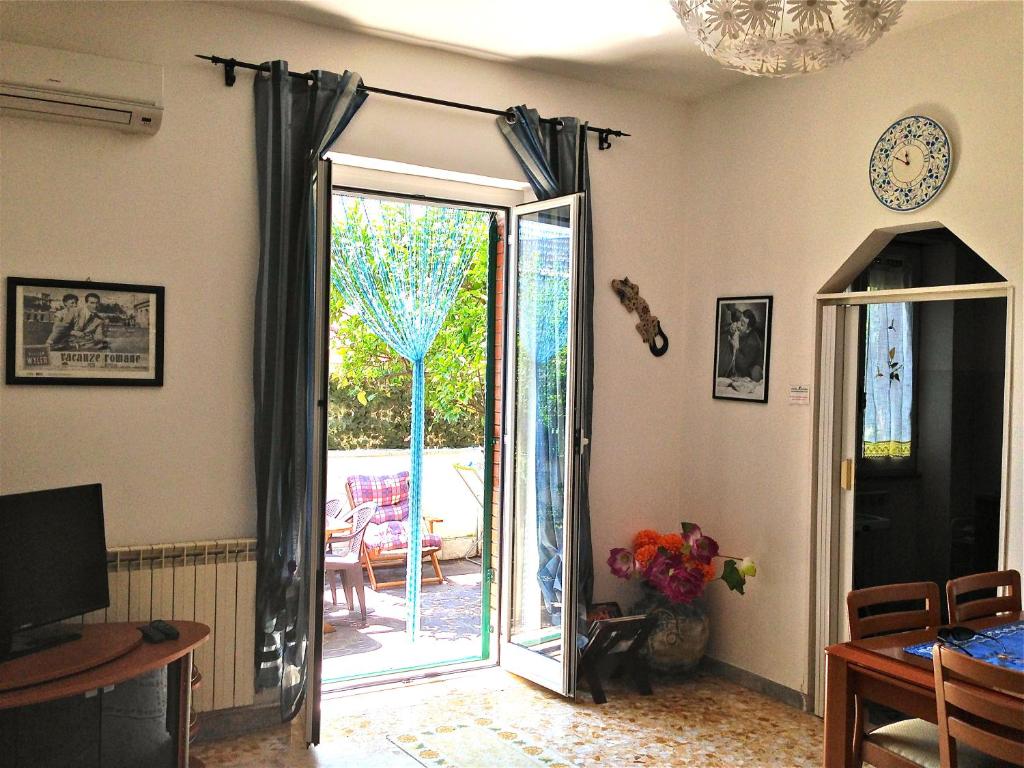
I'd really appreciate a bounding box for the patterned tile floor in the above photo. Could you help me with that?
[192,668,823,767]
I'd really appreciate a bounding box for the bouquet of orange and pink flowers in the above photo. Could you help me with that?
[608,523,756,605]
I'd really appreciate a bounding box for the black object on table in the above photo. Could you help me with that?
[578,613,656,704]
[151,620,180,641]
[139,625,165,644]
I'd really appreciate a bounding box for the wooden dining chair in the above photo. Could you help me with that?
[846,581,943,768]
[933,643,1024,767]
[946,570,1022,624]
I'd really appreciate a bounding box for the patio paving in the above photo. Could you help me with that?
[321,558,484,683]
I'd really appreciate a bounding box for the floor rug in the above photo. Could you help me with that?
[388,722,571,768]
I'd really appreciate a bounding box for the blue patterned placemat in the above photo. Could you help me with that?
[904,620,1024,671]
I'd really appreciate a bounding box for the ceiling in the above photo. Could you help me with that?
[230,0,974,102]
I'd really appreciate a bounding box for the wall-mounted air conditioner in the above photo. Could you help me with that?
[0,42,163,134]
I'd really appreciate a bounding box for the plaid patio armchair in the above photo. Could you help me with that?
[344,472,445,591]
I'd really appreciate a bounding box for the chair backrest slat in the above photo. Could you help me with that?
[857,609,937,639]
[944,683,1022,731]
[946,570,1022,624]
[947,719,1024,765]
[847,581,942,641]
[933,644,1024,768]
[938,641,1024,694]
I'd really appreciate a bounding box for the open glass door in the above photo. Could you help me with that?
[305,157,333,746]
[499,193,583,697]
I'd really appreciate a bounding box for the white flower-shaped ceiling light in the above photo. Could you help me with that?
[671,0,906,77]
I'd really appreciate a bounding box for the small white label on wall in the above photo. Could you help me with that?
[788,385,810,405]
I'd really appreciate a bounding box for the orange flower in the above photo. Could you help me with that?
[658,533,684,552]
[683,555,717,583]
[635,543,658,568]
[697,561,717,583]
[633,529,660,549]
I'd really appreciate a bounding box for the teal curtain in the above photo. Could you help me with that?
[330,199,488,639]
[252,61,365,720]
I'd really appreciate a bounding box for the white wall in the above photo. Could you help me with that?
[0,1,691,567]
[682,3,1023,695]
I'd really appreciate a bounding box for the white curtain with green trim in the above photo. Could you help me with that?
[862,262,913,459]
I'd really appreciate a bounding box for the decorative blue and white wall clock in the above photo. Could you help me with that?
[869,115,952,212]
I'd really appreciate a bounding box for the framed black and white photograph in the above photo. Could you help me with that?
[713,295,772,403]
[6,277,164,386]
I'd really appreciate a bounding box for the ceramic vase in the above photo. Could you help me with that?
[630,590,709,673]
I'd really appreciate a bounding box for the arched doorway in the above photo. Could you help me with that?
[809,223,1013,714]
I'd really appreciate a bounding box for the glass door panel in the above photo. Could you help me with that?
[500,194,582,696]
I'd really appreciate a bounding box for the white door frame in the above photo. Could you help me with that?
[809,280,1015,715]
[499,193,585,697]
[307,161,532,706]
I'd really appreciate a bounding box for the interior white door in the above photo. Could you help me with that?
[837,305,862,643]
[499,193,584,697]
[813,284,1013,715]
[813,303,859,713]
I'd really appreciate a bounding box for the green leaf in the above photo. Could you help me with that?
[721,559,746,594]
[357,390,368,406]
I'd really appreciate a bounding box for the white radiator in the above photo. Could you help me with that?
[72,539,257,712]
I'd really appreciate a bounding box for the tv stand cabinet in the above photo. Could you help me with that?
[0,621,209,768]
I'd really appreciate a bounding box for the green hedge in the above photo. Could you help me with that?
[327,218,489,450]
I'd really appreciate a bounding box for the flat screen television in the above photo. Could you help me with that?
[0,483,109,659]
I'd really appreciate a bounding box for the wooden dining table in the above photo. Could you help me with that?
[823,611,1023,767]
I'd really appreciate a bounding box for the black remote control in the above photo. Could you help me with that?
[150,619,179,640]
[140,625,165,643]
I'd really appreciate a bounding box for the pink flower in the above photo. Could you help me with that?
[663,567,706,604]
[689,534,720,565]
[644,550,706,604]
[682,521,719,562]
[607,548,636,579]
[681,522,703,545]
[643,549,682,590]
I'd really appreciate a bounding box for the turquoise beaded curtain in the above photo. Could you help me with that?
[330,197,488,639]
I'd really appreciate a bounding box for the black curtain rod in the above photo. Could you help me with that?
[195,54,630,150]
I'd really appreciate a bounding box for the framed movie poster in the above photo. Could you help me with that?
[713,295,772,403]
[5,277,164,386]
